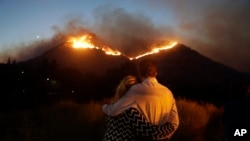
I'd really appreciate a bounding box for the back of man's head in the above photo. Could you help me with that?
[137,60,158,79]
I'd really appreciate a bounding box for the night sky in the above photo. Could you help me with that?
[1,0,250,73]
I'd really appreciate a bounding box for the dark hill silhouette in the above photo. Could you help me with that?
[134,44,250,105]
[12,43,250,106]
[21,44,130,75]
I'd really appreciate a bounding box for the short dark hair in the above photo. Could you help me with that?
[137,60,158,78]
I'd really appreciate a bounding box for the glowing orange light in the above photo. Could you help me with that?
[130,41,178,60]
[68,34,178,59]
[68,34,122,56]
[102,47,121,56]
[69,35,95,49]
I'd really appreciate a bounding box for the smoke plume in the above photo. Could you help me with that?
[90,6,176,57]
[0,19,92,63]
[1,0,249,73]
[155,0,250,72]
[0,34,65,63]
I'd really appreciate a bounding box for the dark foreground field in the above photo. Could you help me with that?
[0,99,224,141]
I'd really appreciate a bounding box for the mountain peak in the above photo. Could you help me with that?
[16,42,250,105]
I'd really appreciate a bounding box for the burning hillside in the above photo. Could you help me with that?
[67,34,122,56]
[15,29,250,105]
[21,32,178,76]
[66,33,177,60]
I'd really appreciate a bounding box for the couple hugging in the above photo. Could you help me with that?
[102,60,179,141]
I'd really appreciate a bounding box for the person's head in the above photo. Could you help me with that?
[137,59,158,80]
[115,75,137,100]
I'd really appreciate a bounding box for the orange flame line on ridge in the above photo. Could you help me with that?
[129,41,178,60]
[68,35,178,59]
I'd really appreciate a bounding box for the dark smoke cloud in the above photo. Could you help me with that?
[91,6,176,57]
[152,0,250,72]
[0,34,65,63]
[2,0,249,73]
[0,19,91,63]
[1,10,175,62]
[89,1,250,72]
[53,17,92,36]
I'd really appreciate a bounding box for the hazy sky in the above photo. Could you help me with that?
[1,0,250,73]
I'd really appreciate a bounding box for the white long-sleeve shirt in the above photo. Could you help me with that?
[102,77,179,129]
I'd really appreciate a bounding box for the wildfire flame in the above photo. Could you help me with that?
[68,34,121,56]
[129,41,178,60]
[68,34,177,59]
[69,35,95,49]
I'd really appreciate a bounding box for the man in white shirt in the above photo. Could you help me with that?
[102,59,179,139]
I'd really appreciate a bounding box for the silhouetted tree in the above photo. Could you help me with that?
[7,57,11,65]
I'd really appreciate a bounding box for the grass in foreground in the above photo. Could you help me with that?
[0,99,224,141]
